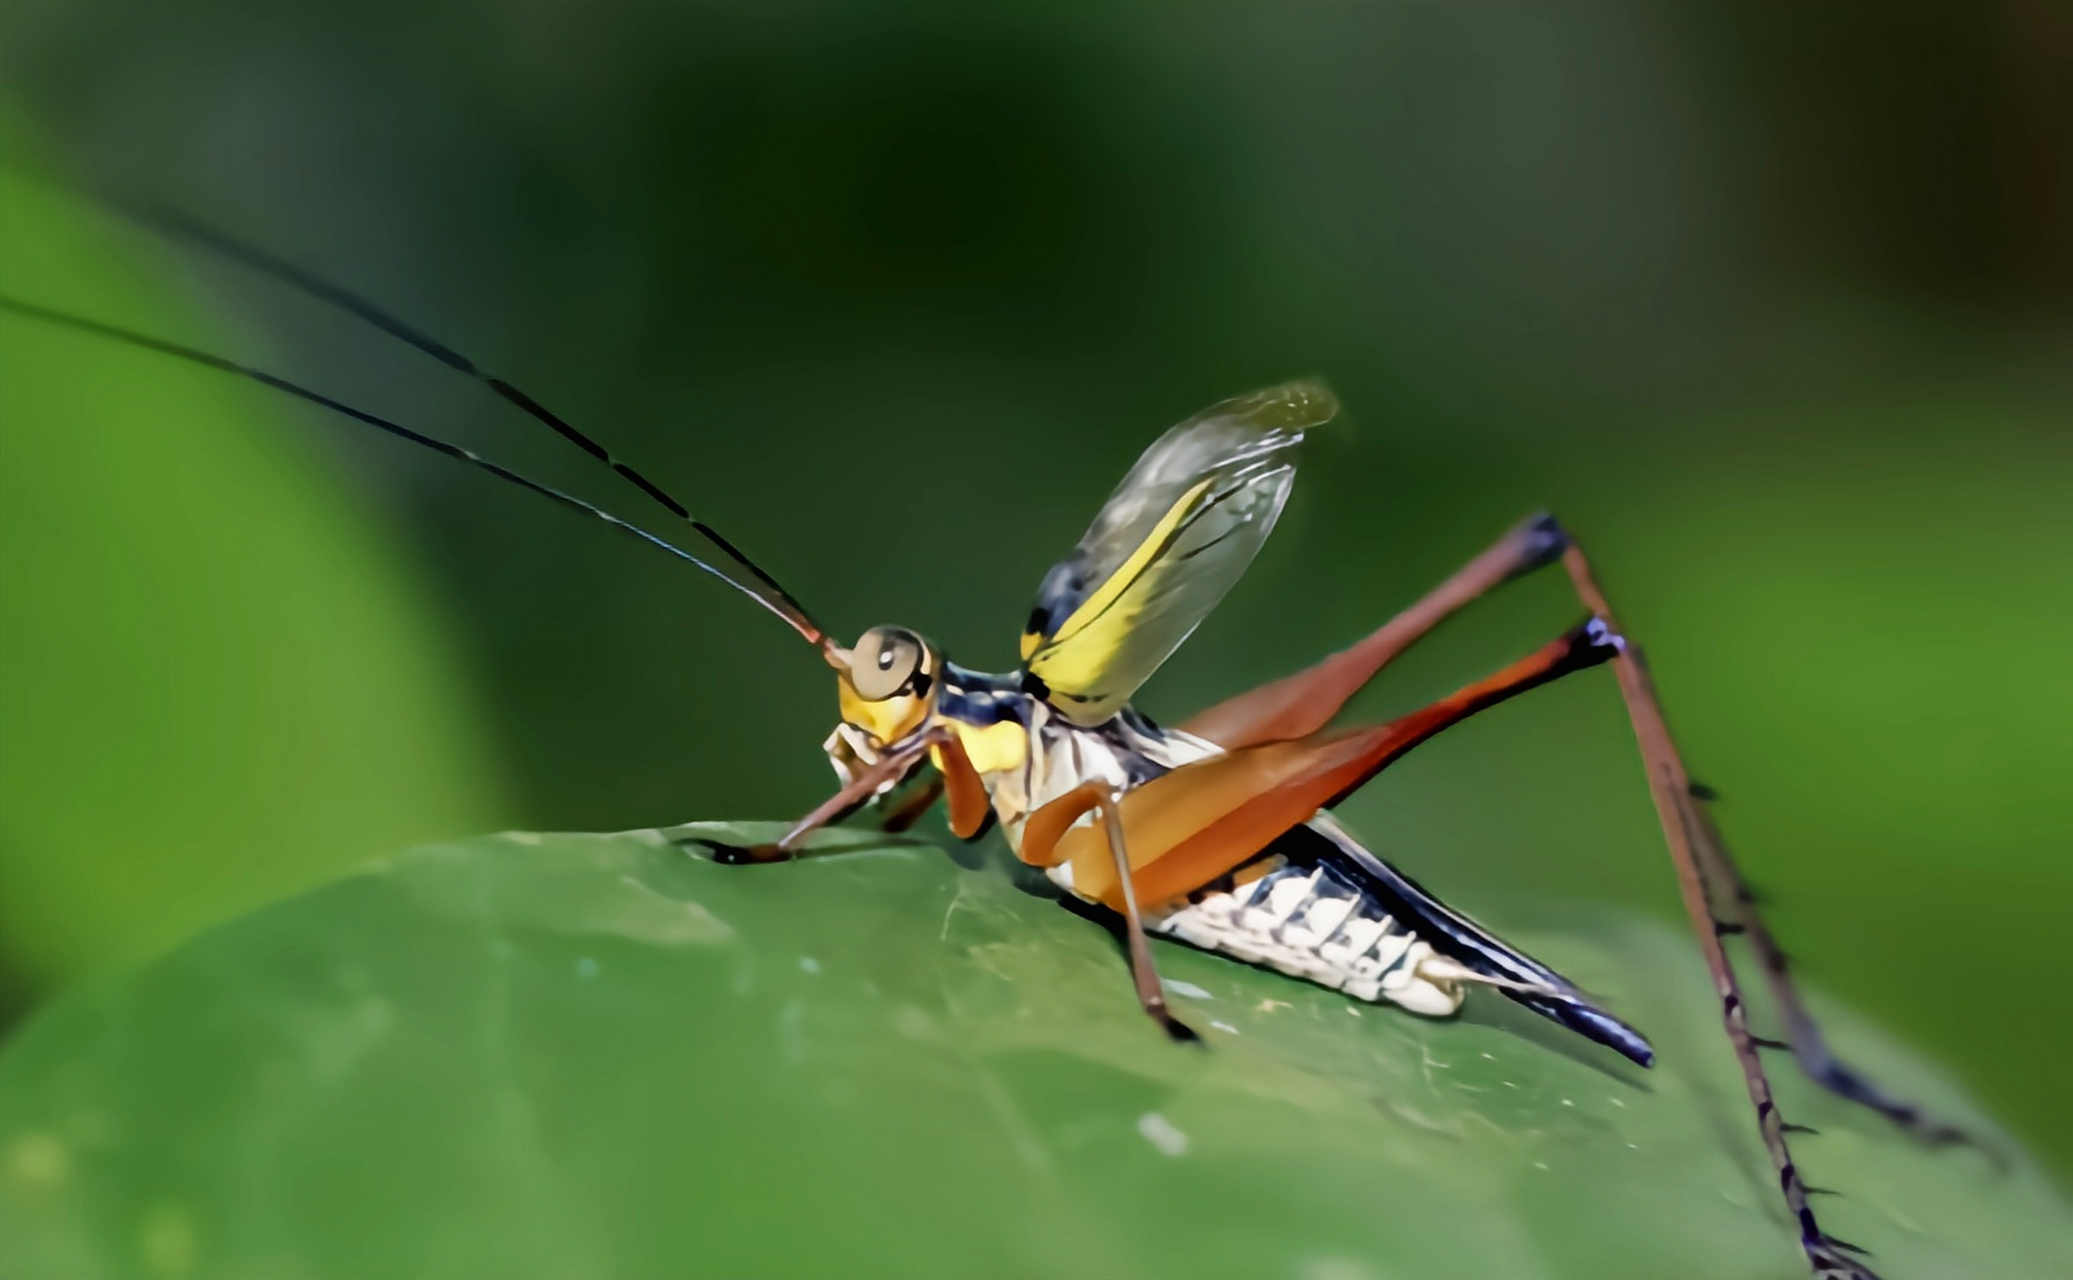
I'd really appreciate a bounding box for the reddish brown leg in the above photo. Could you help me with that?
[1038,621,1624,909]
[1691,797,1993,1159]
[1561,541,1881,1280]
[1182,512,1567,748]
[1203,509,1972,1148]
[1020,626,1623,1047]
[876,774,945,833]
[1014,779,1197,1039]
[713,727,947,864]
[1094,788,1199,1042]
[1178,511,1961,1276]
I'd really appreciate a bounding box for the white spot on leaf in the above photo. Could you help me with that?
[1137,1112,1189,1157]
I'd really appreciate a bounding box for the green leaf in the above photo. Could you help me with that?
[0,826,2063,1280]
[0,156,503,993]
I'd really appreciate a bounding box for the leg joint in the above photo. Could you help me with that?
[1506,511,1572,580]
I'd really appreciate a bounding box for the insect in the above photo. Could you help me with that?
[1,204,1983,1280]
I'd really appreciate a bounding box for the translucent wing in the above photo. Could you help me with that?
[1021,381,1338,724]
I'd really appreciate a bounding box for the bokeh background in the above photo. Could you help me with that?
[1,0,2067,1175]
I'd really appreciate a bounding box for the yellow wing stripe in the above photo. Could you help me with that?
[1028,478,1212,695]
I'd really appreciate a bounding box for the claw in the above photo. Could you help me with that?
[1805,1233,1884,1280]
[1806,1055,2006,1166]
[694,840,793,866]
[1158,1012,1202,1044]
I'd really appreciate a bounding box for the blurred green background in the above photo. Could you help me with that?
[0,0,2067,1177]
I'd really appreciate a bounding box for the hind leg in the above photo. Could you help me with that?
[1198,508,1978,1152]
[1560,538,1898,1280]
[1182,512,1567,748]
[1683,798,1988,1155]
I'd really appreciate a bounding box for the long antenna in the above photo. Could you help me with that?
[0,294,827,644]
[112,200,825,645]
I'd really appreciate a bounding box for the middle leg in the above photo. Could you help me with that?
[1096,786,1199,1042]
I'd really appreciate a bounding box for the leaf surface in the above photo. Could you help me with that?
[0,825,2062,1280]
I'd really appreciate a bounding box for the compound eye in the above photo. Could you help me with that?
[849,627,923,701]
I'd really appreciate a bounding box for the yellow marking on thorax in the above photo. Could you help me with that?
[940,718,1029,776]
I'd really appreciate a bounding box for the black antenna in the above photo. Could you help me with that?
[112,200,824,644]
[0,294,826,644]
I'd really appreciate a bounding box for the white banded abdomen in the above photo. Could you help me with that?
[1144,851,1480,1017]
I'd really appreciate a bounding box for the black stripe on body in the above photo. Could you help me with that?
[1158,825,1654,1067]
[937,665,1031,728]
[1294,825,1654,1065]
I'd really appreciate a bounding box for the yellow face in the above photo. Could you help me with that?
[836,625,938,746]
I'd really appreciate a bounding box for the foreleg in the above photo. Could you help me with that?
[875,774,946,833]
[714,727,948,864]
[1097,787,1199,1042]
